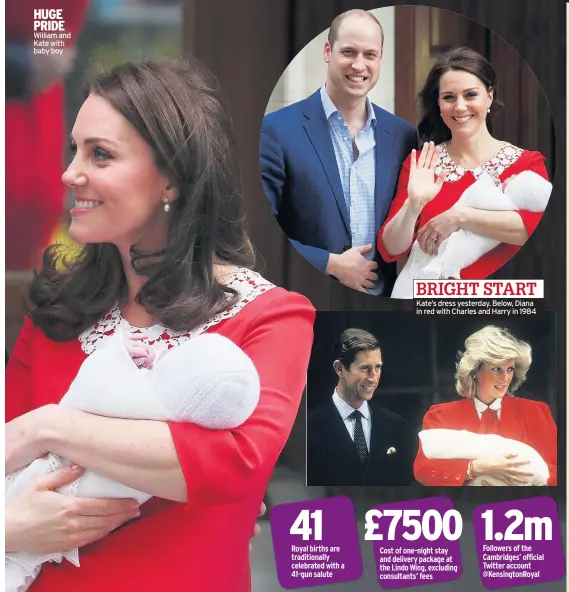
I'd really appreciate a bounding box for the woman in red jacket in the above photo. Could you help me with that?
[414,326,557,486]
[5,58,315,591]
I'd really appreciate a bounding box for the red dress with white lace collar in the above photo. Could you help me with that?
[6,269,315,591]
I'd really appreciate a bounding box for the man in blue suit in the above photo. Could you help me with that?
[260,9,417,295]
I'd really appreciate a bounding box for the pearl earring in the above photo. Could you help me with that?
[161,197,170,213]
[487,106,491,114]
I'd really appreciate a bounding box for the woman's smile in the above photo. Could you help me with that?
[70,200,103,215]
[451,114,474,124]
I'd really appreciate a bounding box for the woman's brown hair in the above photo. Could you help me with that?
[29,58,255,341]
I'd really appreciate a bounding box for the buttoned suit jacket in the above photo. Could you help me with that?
[260,91,417,295]
[307,398,412,486]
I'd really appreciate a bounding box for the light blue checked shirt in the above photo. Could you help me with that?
[332,390,372,451]
[320,85,380,295]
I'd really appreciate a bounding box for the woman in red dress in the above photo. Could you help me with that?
[414,326,557,486]
[5,59,315,591]
[378,47,550,288]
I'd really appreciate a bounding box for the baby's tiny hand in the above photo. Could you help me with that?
[502,174,517,190]
[124,332,156,369]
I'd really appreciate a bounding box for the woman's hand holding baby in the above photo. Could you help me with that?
[416,208,465,255]
[471,453,534,486]
[6,465,139,554]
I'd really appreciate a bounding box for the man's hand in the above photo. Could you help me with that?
[326,245,378,292]
[6,465,140,554]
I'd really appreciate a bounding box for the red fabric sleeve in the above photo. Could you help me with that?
[5,316,36,422]
[525,401,557,486]
[515,210,541,236]
[377,152,417,262]
[167,290,315,504]
[414,405,470,486]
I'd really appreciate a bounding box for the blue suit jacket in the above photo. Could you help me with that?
[260,90,417,290]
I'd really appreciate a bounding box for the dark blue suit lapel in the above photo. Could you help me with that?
[318,400,360,463]
[302,93,350,234]
[373,107,395,232]
[369,404,395,459]
[326,402,358,454]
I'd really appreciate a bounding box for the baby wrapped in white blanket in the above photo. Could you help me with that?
[391,170,552,299]
[5,328,260,592]
[419,429,549,486]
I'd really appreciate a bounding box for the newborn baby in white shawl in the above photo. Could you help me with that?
[6,328,260,592]
[391,170,552,299]
[419,429,549,486]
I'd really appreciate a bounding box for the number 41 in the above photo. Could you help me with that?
[290,509,323,541]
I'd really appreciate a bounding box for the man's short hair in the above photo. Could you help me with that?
[334,328,381,369]
[328,9,384,51]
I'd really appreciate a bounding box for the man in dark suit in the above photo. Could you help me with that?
[307,328,411,486]
[260,9,417,295]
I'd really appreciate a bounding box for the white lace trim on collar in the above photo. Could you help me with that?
[78,268,275,355]
[435,142,523,183]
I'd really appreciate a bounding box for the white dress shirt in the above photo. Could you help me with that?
[320,85,382,296]
[473,396,502,419]
[332,390,371,450]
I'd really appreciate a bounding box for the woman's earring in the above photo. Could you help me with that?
[487,106,491,114]
[161,197,170,213]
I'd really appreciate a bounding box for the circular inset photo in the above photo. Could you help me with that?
[259,7,554,298]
